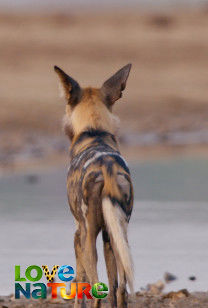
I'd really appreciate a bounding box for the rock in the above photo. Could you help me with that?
[25,174,39,184]
[163,289,190,300]
[189,276,196,281]
[164,272,177,283]
[9,295,16,301]
[148,14,174,28]
[145,280,165,295]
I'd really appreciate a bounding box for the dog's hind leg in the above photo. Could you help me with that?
[105,232,128,308]
[102,229,118,307]
[116,258,128,308]
[74,226,87,308]
[82,226,101,308]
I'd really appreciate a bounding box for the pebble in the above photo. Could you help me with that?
[164,272,177,283]
[189,276,196,281]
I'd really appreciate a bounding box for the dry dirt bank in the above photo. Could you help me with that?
[1,8,208,167]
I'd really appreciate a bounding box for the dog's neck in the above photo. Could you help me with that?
[70,129,119,159]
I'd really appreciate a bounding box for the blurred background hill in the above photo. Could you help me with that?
[1,1,208,170]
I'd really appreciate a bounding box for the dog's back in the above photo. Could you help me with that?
[67,128,133,220]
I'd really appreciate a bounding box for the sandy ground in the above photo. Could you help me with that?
[1,8,208,169]
[1,290,208,307]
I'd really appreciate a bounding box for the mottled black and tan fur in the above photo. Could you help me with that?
[54,64,134,308]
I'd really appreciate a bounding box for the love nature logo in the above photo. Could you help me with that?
[15,265,108,300]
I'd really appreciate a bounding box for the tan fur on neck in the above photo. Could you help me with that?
[64,87,119,138]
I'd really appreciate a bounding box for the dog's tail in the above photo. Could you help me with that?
[102,196,134,293]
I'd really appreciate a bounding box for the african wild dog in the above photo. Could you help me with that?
[54,64,134,308]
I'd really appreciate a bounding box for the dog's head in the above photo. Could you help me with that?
[54,64,131,140]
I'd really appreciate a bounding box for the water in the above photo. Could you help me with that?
[0,158,208,295]
[0,0,207,12]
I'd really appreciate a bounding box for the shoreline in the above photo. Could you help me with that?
[1,129,208,174]
[1,143,208,175]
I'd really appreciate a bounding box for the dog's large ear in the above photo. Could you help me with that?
[54,66,81,106]
[101,64,132,106]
